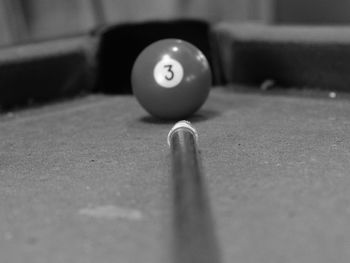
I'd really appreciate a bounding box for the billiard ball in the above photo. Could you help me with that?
[131,39,212,120]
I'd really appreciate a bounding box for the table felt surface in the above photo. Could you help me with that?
[1,87,350,263]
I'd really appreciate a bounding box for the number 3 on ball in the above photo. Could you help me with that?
[153,56,184,88]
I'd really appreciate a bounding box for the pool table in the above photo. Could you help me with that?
[2,21,350,263]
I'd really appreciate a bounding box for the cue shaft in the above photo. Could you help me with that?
[168,121,221,263]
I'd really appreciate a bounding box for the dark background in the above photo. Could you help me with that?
[1,0,350,46]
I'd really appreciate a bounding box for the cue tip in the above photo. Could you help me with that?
[167,120,198,147]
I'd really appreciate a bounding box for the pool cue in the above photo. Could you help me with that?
[167,121,221,263]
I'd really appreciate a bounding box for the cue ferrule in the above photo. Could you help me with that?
[167,120,198,147]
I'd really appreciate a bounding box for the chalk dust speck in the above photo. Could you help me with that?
[79,205,143,220]
[329,92,337,99]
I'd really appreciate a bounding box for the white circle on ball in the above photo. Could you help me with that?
[153,56,184,88]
